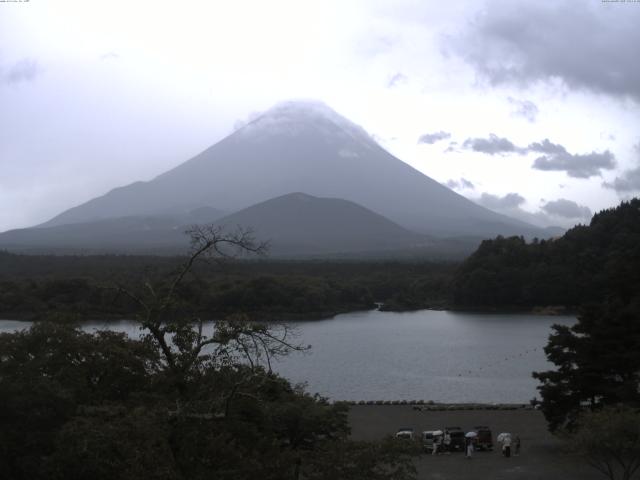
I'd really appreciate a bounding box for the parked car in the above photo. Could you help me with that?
[423,429,446,452]
[445,427,466,452]
[396,428,414,440]
[473,426,493,451]
[422,430,438,451]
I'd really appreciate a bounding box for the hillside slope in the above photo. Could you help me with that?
[213,192,427,254]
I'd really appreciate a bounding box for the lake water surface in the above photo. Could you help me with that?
[0,309,573,403]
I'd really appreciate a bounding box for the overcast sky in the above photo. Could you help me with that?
[1,0,639,232]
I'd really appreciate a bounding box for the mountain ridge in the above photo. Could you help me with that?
[1,192,477,257]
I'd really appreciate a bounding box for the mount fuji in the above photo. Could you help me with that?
[1,100,549,256]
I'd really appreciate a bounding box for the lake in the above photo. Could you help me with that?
[0,309,573,403]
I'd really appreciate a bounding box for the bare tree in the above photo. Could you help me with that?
[113,225,307,399]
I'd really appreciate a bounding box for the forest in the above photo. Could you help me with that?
[0,253,454,320]
[452,199,640,309]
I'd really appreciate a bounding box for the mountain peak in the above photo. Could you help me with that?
[279,192,316,202]
[235,99,373,146]
[265,99,336,116]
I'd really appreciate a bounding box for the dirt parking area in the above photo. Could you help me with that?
[348,405,601,480]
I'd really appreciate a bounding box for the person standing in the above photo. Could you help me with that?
[443,430,451,453]
[465,437,474,459]
[503,435,512,458]
[514,435,521,456]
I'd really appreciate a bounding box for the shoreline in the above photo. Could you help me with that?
[339,401,536,410]
[0,308,361,323]
[0,304,576,324]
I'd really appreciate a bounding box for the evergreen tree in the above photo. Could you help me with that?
[533,297,640,431]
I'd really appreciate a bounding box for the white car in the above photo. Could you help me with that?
[395,428,414,440]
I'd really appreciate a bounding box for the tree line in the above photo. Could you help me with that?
[0,253,454,320]
[452,199,640,309]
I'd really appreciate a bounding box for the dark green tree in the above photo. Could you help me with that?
[533,297,640,432]
[0,322,160,479]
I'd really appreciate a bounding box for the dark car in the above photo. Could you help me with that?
[473,426,493,451]
[445,427,466,452]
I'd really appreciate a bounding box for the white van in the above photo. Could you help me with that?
[422,430,437,451]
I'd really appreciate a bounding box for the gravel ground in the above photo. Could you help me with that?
[348,405,602,480]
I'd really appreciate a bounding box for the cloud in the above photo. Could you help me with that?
[444,141,459,153]
[462,133,522,155]
[603,143,640,192]
[100,52,120,61]
[451,1,640,101]
[508,97,538,122]
[455,132,615,178]
[446,177,475,190]
[600,132,616,141]
[533,150,616,178]
[475,191,588,229]
[387,72,408,88]
[477,192,525,209]
[418,130,451,144]
[460,178,475,189]
[604,166,640,193]
[541,198,591,219]
[475,192,550,227]
[356,34,399,58]
[232,110,262,131]
[2,59,40,84]
[527,138,567,155]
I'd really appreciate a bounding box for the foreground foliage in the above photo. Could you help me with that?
[0,226,419,480]
[569,406,640,480]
